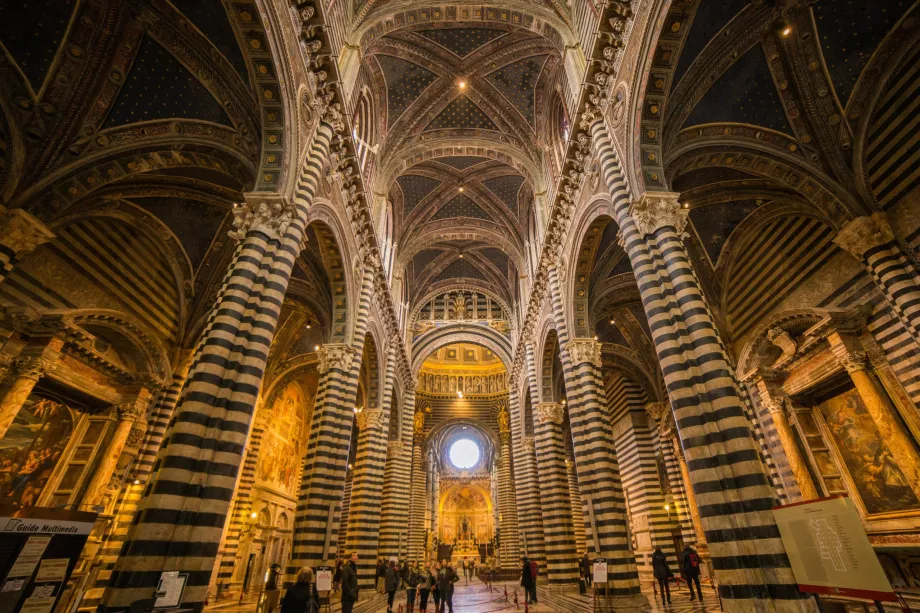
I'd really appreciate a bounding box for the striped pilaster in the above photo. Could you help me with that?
[97,123,336,613]
[515,350,546,569]
[835,213,920,345]
[346,407,389,589]
[532,402,579,587]
[564,459,586,557]
[290,267,377,578]
[591,121,810,611]
[407,435,427,562]
[497,431,521,568]
[380,386,415,559]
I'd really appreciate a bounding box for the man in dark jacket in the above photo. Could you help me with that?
[580,553,591,589]
[652,547,672,603]
[341,553,359,613]
[385,559,400,613]
[436,562,459,613]
[681,546,702,601]
[520,557,534,604]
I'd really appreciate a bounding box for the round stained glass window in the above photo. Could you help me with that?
[448,438,481,469]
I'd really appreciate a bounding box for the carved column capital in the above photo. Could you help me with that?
[388,440,405,454]
[835,350,868,374]
[0,206,55,256]
[355,407,385,432]
[833,213,894,259]
[534,402,565,425]
[645,401,672,427]
[12,356,58,380]
[521,436,535,453]
[317,343,358,374]
[566,338,602,368]
[628,191,687,238]
[498,430,512,444]
[229,194,298,242]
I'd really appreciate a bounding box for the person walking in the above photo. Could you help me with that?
[385,558,400,613]
[520,557,535,605]
[652,547,673,604]
[418,563,433,613]
[405,560,421,613]
[580,552,592,589]
[281,567,319,613]
[263,563,282,613]
[377,558,387,594]
[681,545,702,601]
[437,561,459,613]
[468,558,476,582]
[341,553,359,613]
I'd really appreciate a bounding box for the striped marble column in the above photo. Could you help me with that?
[0,205,55,285]
[99,120,337,613]
[590,117,811,612]
[407,429,427,562]
[834,213,920,344]
[514,348,546,569]
[531,402,579,588]
[290,267,377,578]
[564,458,586,557]
[346,407,388,588]
[497,429,521,569]
[380,385,415,559]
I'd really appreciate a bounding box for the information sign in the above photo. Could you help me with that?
[153,571,187,609]
[772,496,896,602]
[592,559,607,584]
[316,567,332,593]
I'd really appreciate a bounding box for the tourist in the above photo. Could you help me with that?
[419,562,433,613]
[333,558,343,592]
[468,558,475,582]
[405,560,421,613]
[385,558,400,613]
[437,561,459,613]
[581,552,592,589]
[431,562,442,612]
[377,558,387,593]
[281,567,319,613]
[341,553,359,613]
[681,545,702,601]
[264,563,282,613]
[520,557,534,604]
[652,547,672,604]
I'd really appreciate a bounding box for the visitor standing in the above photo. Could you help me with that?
[341,553,359,613]
[431,562,442,613]
[681,545,702,601]
[581,552,591,589]
[528,557,538,604]
[333,558,343,592]
[377,558,387,594]
[385,558,400,613]
[263,563,281,613]
[405,560,421,613]
[652,547,673,604]
[437,561,459,613]
[281,568,319,613]
[520,557,534,605]
[418,562,433,613]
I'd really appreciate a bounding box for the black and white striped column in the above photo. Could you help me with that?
[345,407,388,588]
[590,118,811,611]
[834,212,920,344]
[407,428,427,562]
[380,384,415,559]
[496,401,521,569]
[514,348,546,570]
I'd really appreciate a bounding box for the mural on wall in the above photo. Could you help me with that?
[0,397,75,508]
[818,388,920,515]
[257,377,316,495]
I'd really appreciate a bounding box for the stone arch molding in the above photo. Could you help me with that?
[410,324,513,377]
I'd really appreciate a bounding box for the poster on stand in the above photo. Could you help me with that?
[592,559,607,584]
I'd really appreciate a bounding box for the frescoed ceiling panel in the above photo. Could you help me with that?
[426,95,498,131]
[169,0,250,85]
[376,54,440,127]
[812,0,910,105]
[486,55,547,126]
[104,35,233,129]
[689,200,761,264]
[395,174,442,215]
[0,0,77,93]
[417,27,507,57]
[129,197,229,272]
[682,45,791,134]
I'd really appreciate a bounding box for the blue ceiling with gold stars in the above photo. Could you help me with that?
[376,54,439,127]
[480,247,509,272]
[104,35,233,129]
[434,259,488,283]
[672,0,750,91]
[482,174,526,216]
[689,200,760,264]
[683,45,791,134]
[427,95,498,131]
[0,0,76,92]
[395,174,442,215]
[418,28,507,57]
[129,197,229,272]
[169,0,251,86]
[813,0,909,104]
[486,56,547,127]
[432,194,493,221]
[672,167,756,191]
[434,156,489,170]
[413,249,444,274]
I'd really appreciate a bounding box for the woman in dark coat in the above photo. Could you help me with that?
[281,568,319,613]
[436,562,459,613]
[405,560,421,613]
[385,559,400,613]
[520,557,534,604]
[651,547,672,604]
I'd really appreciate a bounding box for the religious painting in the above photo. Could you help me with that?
[257,380,313,495]
[818,388,920,515]
[0,396,74,508]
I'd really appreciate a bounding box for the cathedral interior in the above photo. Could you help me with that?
[0,0,919,612]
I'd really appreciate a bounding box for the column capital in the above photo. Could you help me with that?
[387,440,405,454]
[566,338,602,367]
[833,213,894,259]
[534,402,565,425]
[317,343,358,374]
[628,191,688,238]
[229,194,297,242]
[498,430,512,444]
[12,355,58,380]
[355,407,385,431]
[835,350,868,374]
[0,206,55,256]
[118,388,152,422]
[521,436,535,453]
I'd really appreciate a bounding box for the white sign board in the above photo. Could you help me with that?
[7,536,51,578]
[154,571,187,609]
[772,496,895,602]
[592,559,607,584]
[316,567,332,592]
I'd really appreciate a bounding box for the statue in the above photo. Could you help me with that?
[414,409,427,435]
[453,292,467,320]
[497,405,510,434]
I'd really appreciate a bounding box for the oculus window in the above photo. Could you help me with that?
[448,438,481,469]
